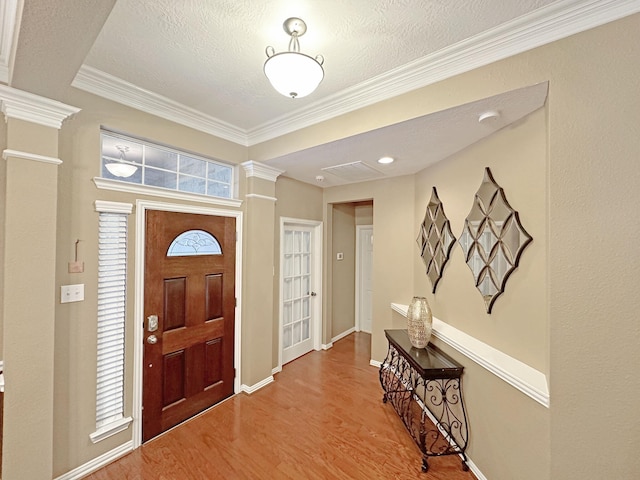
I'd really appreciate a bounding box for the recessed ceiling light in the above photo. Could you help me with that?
[378,156,394,164]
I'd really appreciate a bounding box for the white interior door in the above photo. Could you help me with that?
[356,226,373,333]
[281,222,320,364]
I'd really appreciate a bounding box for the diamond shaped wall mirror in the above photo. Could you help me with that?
[417,187,456,293]
[459,168,532,313]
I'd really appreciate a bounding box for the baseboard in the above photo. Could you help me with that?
[272,365,282,375]
[331,327,355,343]
[466,458,488,480]
[321,342,333,350]
[240,375,274,394]
[369,359,382,368]
[54,441,133,480]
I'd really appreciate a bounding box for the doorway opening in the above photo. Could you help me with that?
[329,200,373,343]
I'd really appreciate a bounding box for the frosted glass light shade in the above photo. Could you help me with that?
[105,162,138,178]
[264,52,324,99]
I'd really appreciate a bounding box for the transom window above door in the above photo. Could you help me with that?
[100,130,234,199]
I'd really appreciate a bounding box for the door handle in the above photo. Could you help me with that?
[310,291,317,297]
[147,335,158,344]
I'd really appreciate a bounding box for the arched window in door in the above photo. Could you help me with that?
[167,229,222,256]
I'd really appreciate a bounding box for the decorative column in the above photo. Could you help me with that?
[240,161,283,390]
[0,85,79,480]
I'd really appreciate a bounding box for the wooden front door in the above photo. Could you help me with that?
[143,210,236,442]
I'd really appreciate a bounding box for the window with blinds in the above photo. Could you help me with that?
[96,211,128,427]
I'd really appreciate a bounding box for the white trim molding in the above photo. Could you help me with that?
[391,303,550,407]
[89,416,133,444]
[93,177,243,209]
[2,149,62,165]
[240,375,274,394]
[72,65,248,146]
[0,84,80,128]
[94,200,133,214]
[245,193,277,202]
[369,359,382,368]
[241,160,284,182]
[69,1,640,145]
[321,343,333,351]
[0,0,20,84]
[331,327,355,344]
[54,441,133,480]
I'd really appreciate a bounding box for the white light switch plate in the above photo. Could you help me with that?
[61,284,85,303]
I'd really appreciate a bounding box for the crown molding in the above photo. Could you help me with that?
[0,84,80,128]
[248,0,640,144]
[241,160,284,182]
[0,0,19,84]
[72,66,249,146]
[70,0,640,146]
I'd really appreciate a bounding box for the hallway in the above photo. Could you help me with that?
[86,333,476,479]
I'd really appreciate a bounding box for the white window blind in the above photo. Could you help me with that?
[96,211,128,428]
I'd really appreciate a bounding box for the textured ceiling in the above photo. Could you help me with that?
[2,1,638,187]
[83,0,555,129]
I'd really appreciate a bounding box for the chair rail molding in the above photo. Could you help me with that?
[391,303,549,407]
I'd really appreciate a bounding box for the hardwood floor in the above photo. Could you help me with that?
[86,333,476,480]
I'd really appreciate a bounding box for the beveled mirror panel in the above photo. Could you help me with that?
[417,187,456,293]
[459,168,532,313]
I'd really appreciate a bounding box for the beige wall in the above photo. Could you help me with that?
[354,202,373,225]
[414,107,548,373]
[272,177,323,367]
[413,107,549,478]
[0,120,6,360]
[545,17,640,479]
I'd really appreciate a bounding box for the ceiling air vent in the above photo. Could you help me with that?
[321,161,385,182]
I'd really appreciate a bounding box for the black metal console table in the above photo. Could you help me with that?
[379,329,469,473]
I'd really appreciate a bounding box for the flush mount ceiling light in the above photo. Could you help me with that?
[105,144,138,178]
[377,156,395,164]
[478,110,501,123]
[264,17,324,99]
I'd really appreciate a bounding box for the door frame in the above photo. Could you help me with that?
[355,225,373,333]
[277,217,323,371]
[133,199,243,448]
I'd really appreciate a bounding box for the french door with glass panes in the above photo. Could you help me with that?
[281,225,316,364]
